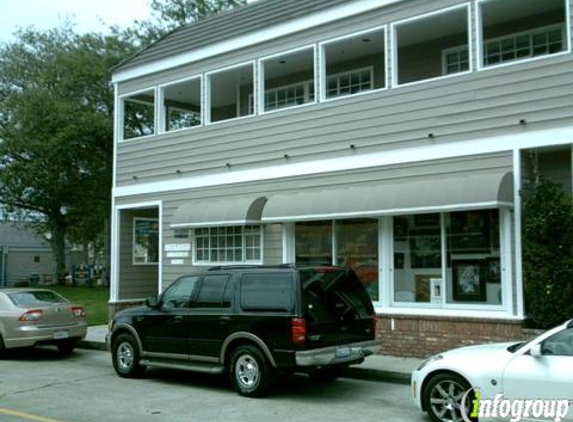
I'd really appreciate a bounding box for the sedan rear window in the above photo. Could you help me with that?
[8,291,68,306]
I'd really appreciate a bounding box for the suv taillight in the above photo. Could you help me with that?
[291,317,306,345]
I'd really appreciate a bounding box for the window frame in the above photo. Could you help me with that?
[132,217,160,266]
[391,3,473,88]
[158,75,203,134]
[258,44,318,116]
[118,87,158,142]
[476,0,572,72]
[319,24,388,103]
[192,225,264,266]
[205,61,257,126]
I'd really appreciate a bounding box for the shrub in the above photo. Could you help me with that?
[522,174,573,328]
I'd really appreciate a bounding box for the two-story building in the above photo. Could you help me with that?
[110,0,573,357]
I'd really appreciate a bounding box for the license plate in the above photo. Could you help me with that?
[53,330,69,340]
[335,346,351,359]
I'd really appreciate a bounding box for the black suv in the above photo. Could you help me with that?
[106,265,381,397]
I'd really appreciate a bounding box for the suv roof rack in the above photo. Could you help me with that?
[207,264,298,271]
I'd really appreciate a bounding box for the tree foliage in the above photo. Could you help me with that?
[0,27,135,282]
[522,166,573,328]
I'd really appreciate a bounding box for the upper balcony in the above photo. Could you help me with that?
[113,0,572,190]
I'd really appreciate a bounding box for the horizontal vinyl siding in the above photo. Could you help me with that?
[263,224,283,265]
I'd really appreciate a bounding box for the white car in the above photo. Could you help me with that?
[412,319,573,422]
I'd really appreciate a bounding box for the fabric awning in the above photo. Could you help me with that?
[262,172,513,222]
[171,196,267,228]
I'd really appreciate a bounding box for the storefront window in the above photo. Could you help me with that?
[295,221,332,265]
[336,219,379,301]
[446,210,502,305]
[393,214,442,304]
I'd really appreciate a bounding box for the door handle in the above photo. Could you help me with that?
[219,316,231,324]
[173,315,184,323]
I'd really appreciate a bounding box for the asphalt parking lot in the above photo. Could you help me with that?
[0,347,429,422]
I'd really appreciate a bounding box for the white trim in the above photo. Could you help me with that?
[118,87,157,142]
[262,201,509,223]
[379,216,392,309]
[392,3,473,88]
[501,206,514,316]
[259,44,317,115]
[205,61,256,125]
[114,125,573,198]
[171,219,261,228]
[282,222,295,264]
[375,307,523,321]
[112,201,163,301]
[113,83,119,189]
[132,217,160,266]
[111,0,404,83]
[513,149,525,318]
[158,75,203,134]
[319,24,389,103]
[476,0,571,72]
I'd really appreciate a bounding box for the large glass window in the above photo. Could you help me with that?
[295,219,379,301]
[160,77,201,132]
[133,218,159,265]
[121,89,155,140]
[392,210,502,307]
[194,226,261,264]
[261,47,315,112]
[322,27,386,100]
[394,5,470,85]
[208,63,254,123]
[479,0,567,68]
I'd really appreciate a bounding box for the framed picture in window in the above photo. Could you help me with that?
[486,258,501,283]
[415,274,441,303]
[410,228,441,269]
[452,260,487,302]
[450,211,490,253]
[394,217,409,240]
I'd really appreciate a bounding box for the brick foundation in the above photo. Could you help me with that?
[375,314,528,358]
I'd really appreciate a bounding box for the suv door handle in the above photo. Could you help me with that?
[173,315,184,323]
[219,316,231,324]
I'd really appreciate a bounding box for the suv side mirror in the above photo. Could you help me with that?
[146,296,160,309]
[530,344,543,358]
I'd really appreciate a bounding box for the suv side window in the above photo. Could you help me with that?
[161,276,200,309]
[240,272,293,312]
[542,328,573,356]
[192,274,231,308]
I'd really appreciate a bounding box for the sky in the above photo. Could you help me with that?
[0,0,152,43]
[0,0,260,44]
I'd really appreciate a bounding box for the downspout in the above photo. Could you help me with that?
[0,246,7,287]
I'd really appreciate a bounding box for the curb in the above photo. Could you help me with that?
[77,340,108,352]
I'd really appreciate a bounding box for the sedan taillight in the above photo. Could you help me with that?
[19,309,43,322]
[71,306,86,318]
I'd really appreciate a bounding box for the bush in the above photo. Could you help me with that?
[522,174,573,328]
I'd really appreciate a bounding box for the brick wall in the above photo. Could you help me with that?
[375,314,527,358]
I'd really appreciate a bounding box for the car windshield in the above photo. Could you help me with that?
[8,291,68,306]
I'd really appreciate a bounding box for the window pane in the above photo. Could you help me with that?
[295,221,332,265]
[393,214,442,303]
[240,273,293,311]
[162,276,199,309]
[336,219,379,301]
[133,219,159,264]
[193,275,230,308]
[446,210,501,305]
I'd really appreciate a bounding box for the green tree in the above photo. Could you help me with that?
[522,167,573,328]
[0,27,135,283]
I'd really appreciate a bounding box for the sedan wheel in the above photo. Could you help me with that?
[424,373,475,422]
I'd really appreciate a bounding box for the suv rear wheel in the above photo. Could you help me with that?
[230,345,274,398]
[112,333,145,378]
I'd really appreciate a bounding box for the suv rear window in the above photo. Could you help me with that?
[240,273,293,312]
[300,269,373,323]
[8,290,67,306]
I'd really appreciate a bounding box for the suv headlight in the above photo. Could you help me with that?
[416,354,443,371]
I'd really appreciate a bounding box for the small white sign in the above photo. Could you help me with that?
[165,243,191,252]
[170,259,185,265]
[166,252,189,258]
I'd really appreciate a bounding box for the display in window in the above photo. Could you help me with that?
[409,228,442,269]
[414,274,440,303]
[449,210,491,253]
[452,259,487,302]
[134,219,159,264]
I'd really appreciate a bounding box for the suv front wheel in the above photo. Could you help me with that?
[112,333,145,378]
[230,345,274,398]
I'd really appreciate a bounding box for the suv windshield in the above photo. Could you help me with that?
[300,268,373,323]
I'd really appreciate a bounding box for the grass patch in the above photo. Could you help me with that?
[49,285,110,326]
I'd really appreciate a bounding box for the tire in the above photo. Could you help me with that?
[112,333,145,378]
[57,339,78,356]
[423,372,477,422]
[0,334,6,359]
[309,366,345,383]
[230,345,274,398]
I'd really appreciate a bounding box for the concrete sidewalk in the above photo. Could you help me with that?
[80,325,421,385]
